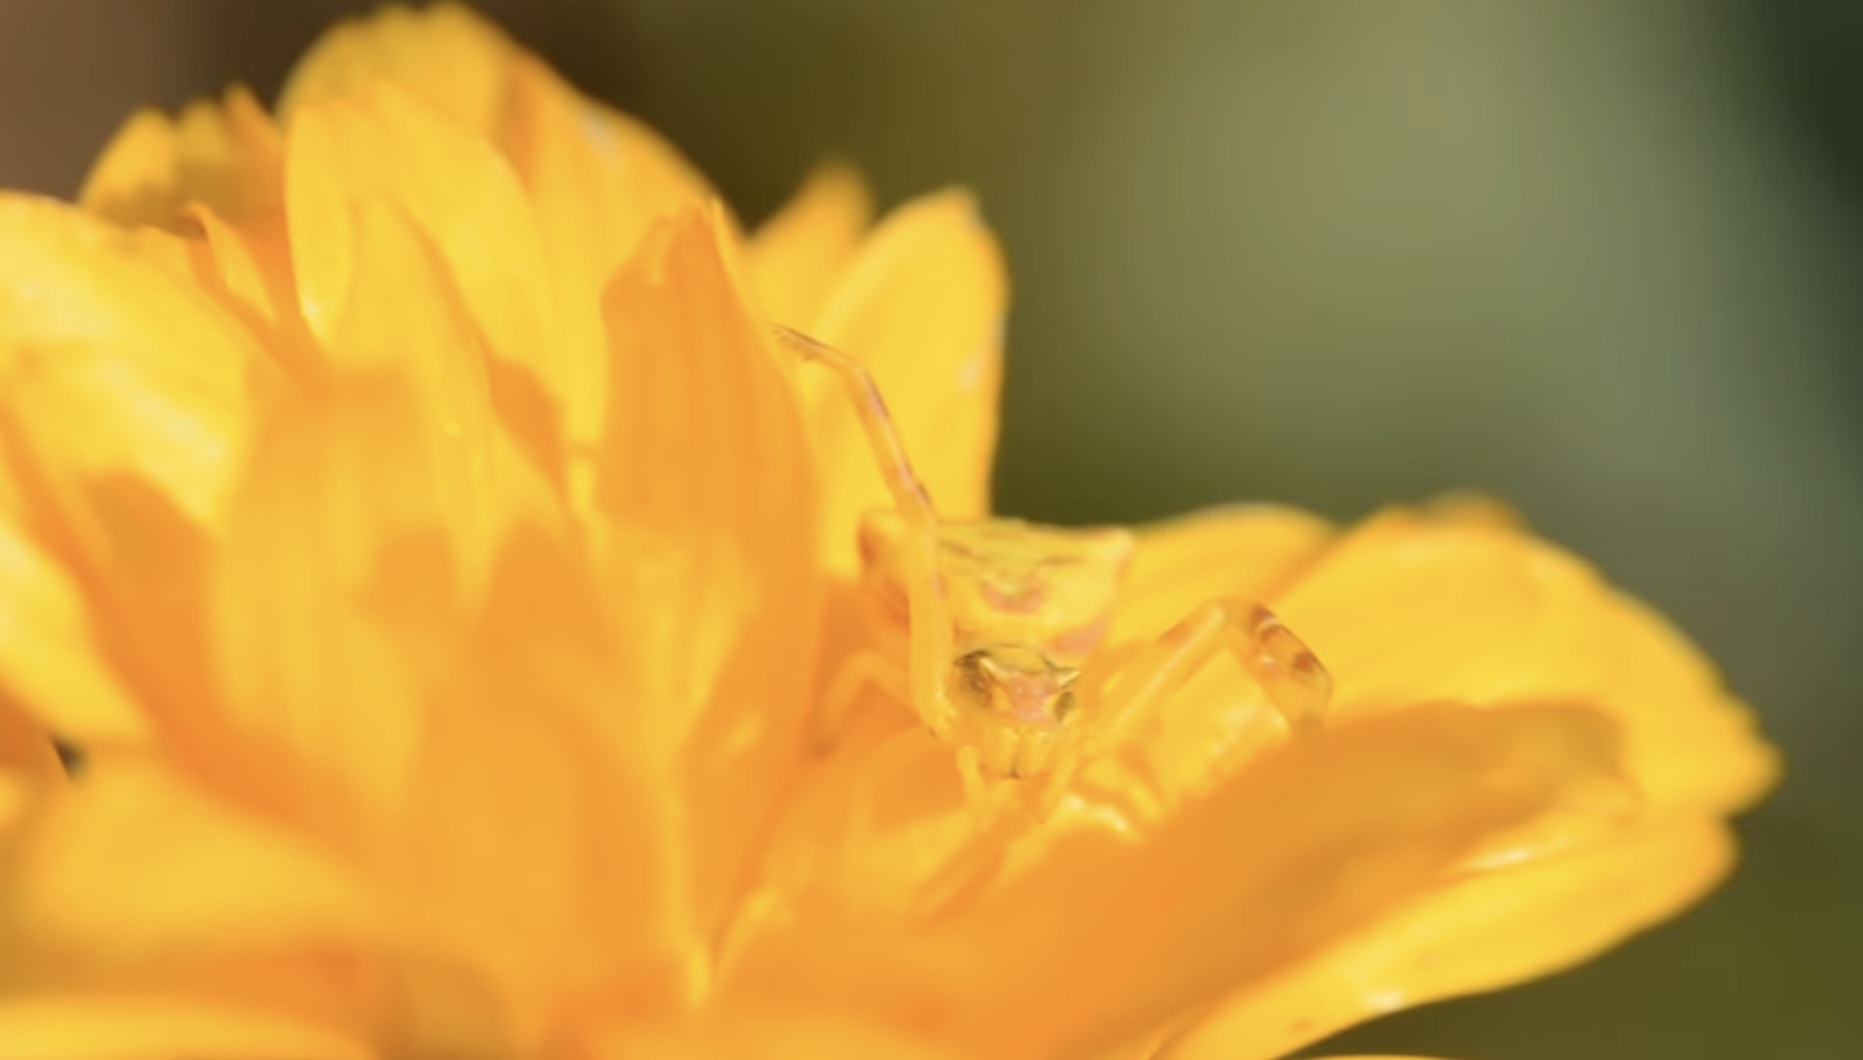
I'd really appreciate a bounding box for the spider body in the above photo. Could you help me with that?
[860,512,1135,778]
[774,325,1331,815]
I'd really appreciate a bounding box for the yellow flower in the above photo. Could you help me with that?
[0,5,1776,1060]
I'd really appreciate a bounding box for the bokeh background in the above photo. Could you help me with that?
[3,1,1858,1056]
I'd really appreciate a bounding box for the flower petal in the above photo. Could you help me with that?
[284,84,573,438]
[1168,819,1735,1060]
[376,528,695,1033]
[504,53,712,278]
[1111,504,1333,642]
[75,87,306,370]
[0,996,369,1060]
[447,529,696,998]
[0,516,144,745]
[597,206,823,941]
[77,81,303,357]
[282,4,709,443]
[499,54,711,440]
[0,760,381,973]
[1275,507,1779,814]
[210,375,454,831]
[0,195,266,741]
[0,772,34,838]
[806,191,1008,570]
[181,204,306,353]
[748,164,875,328]
[743,704,977,929]
[733,702,1622,1060]
[0,696,60,781]
[323,196,548,583]
[278,2,512,135]
[0,194,261,525]
[79,87,283,229]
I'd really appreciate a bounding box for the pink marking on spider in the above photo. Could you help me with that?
[978,579,1047,614]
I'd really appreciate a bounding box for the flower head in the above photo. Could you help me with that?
[0,6,1777,1060]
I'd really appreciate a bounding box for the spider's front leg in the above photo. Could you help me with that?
[1095,598,1331,745]
[1045,599,1333,816]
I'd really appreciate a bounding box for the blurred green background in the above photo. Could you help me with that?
[3,1,1858,1056]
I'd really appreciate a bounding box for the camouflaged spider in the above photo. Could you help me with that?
[775,325,1332,818]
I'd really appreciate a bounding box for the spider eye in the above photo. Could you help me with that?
[954,650,993,697]
[957,648,1082,724]
[1053,687,1078,720]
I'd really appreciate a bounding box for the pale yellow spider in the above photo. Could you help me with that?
[775,325,1332,818]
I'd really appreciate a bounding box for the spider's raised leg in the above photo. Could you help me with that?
[771,325,959,740]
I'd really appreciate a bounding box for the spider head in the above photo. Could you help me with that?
[951,644,1083,777]
[858,512,1135,669]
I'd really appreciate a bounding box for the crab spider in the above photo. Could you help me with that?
[774,325,1332,820]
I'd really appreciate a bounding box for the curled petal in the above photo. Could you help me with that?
[1168,819,1736,1060]
[1275,508,1779,814]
